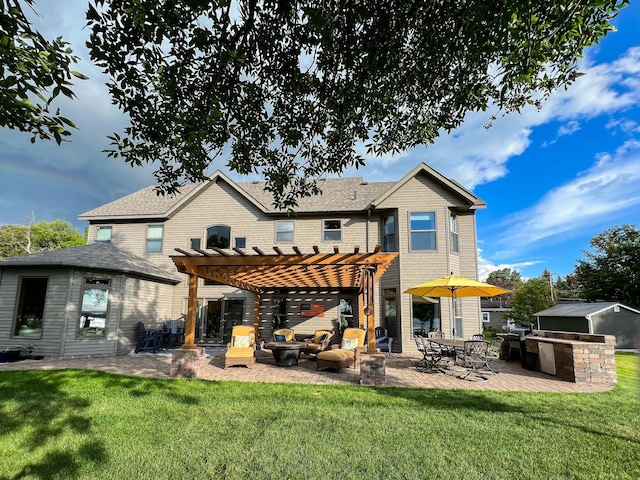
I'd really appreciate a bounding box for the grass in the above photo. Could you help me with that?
[0,354,638,480]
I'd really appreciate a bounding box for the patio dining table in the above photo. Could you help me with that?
[417,337,465,373]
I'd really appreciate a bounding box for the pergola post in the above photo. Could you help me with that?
[183,273,198,349]
[364,265,377,354]
[253,294,261,339]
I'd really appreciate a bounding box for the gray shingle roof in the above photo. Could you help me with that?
[533,302,639,317]
[239,177,396,213]
[78,164,484,221]
[78,174,397,220]
[0,243,181,284]
[78,183,201,219]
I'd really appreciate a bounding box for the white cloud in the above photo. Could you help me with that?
[477,250,541,281]
[357,47,640,189]
[495,139,640,254]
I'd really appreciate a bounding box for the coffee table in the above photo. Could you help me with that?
[265,341,308,367]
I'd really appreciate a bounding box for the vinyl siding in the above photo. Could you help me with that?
[376,173,481,353]
[79,168,482,354]
[118,276,176,354]
[0,269,71,357]
[61,270,122,357]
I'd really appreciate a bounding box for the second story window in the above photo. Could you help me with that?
[235,237,247,249]
[146,225,164,252]
[275,221,294,242]
[383,215,395,251]
[323,219,341,242]
[190,238,201,249]
[96,226,112,243]
[410,212,436,250]
[207,225,230,248]
[450,213,459,253]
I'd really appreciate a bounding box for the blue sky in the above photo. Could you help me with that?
[1,2,639,281]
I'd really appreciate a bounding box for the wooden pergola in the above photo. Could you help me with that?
[171,245,398,353]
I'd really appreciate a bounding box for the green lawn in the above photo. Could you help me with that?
[0,353,638,479]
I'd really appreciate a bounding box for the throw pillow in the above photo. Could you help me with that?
[234,335,251,348]
[341,337,358,351]
[274,334,286,342]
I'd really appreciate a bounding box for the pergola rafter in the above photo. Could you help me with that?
[171,245,398,353]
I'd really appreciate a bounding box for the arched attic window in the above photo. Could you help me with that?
[206,225,231,249]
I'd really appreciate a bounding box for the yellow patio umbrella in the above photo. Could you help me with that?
[404,274,510,337]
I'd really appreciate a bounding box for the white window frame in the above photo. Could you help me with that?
[323,219,342,242]
[482,312,490,323]
[96,226,112,243]
[409,212,437,251]
[275,220,294,243]
[450,213,459,253]
[146,225,164,252]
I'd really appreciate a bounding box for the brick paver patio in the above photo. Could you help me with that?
[0,348,615,393]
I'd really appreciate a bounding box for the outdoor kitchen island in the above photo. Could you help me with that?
[501,330,617,384]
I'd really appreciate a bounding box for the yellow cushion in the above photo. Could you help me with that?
[318,349,353,361]
[226,347,254,358]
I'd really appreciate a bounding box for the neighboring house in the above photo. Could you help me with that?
[0,243,180,357]
[481,297,514,331]
[534,302,640,349]
[0,162,486,357]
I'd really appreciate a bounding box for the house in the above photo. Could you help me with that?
[0,162,486,356]
[0,243,180,357]
[534,302,640,349]
[480,297,513,331]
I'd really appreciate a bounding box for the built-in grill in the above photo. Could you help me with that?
[507,326,537,368]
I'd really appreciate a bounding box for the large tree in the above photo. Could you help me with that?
[506,275,554,326]
[574,224,640,308]
[0,0,87,143]
[485,267,523,307]
[0,219,86,258]
[86,0,626,208]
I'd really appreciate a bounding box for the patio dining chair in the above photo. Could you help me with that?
[135,322,162,353]
[470,333,484,340]
[483,336,504,374]
[414,336,444,373]
[455,340,490,381]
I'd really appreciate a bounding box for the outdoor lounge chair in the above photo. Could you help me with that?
[303,329,333,356]
[273,328,295,342]
[135,321,162,353]
[375,326,393,353]
[224,325,256,368]
[316,328,366,372]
